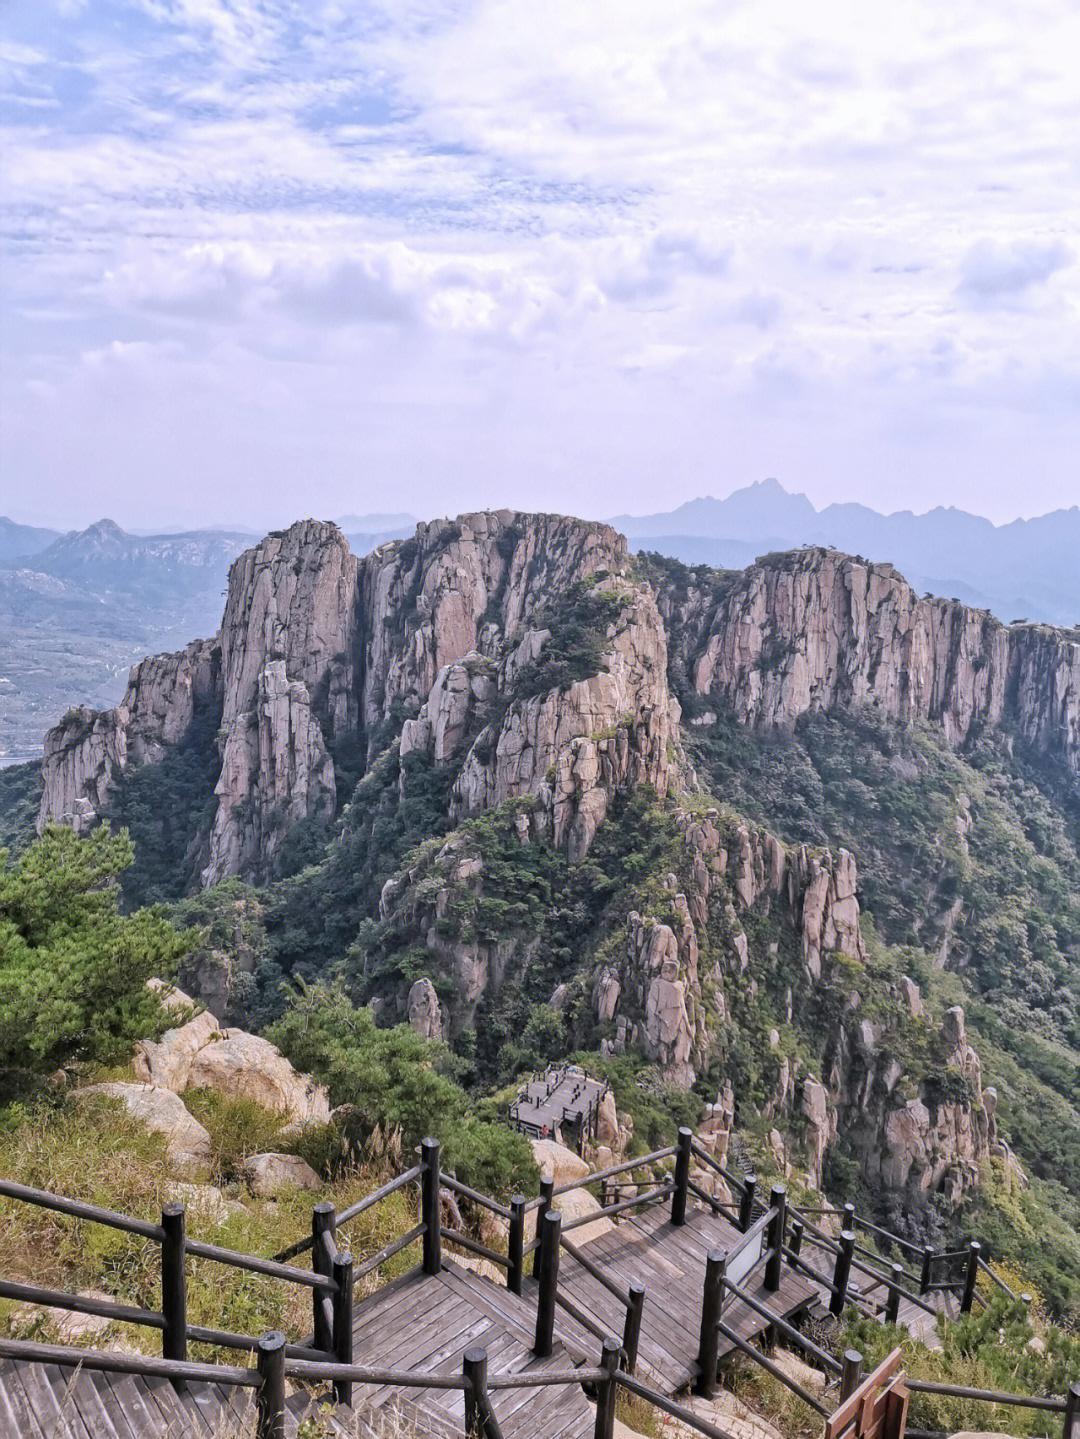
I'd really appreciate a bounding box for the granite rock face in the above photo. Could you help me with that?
[690,549,1080,779]
[38,639,220,835]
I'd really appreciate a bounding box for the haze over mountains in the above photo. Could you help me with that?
[2,485,1077,759]
[610,479,1080,629]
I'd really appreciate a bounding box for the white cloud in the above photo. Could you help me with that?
[1,0,1078,526]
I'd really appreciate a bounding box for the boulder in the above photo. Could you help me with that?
[188,1030,332,1125]
[78,1083,213,1172]
[241,1153,322,1197]
[169,1181,243,1226]
[407,977,444,1041]
[530,1138,589,1185]
[134,1009,222,1092]
[135,1007,331,1128]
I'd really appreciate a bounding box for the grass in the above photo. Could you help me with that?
[0,1091,423,1354]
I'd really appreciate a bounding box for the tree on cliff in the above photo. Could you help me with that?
[0,825,192,1086]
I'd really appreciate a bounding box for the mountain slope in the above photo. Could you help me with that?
[8,512,1080,1313]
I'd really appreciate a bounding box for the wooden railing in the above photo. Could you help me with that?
[0,1176,341,1364]
[0,1329,749,1439]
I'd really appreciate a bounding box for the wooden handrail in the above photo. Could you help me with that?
[560,1181,672,1231]
[353,1222,425,1281]
[0,1278,165,1332]
[0,1335,258,1387]
[617,1370,741,1439]
[549,1145,677,1197]
[559,1232,633,1308]
[0,1178,165,1241]
[905,1379,1067,1413]
[185,1236,336,1291]
[717,1319,828,1417]
[440,1172,512,1219]
[443,1227,510,1269]
[718,1271,841,1374]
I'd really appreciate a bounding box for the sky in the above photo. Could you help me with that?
[1,0,1078,532]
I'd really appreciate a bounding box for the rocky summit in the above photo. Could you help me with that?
[25,511,1080,1261]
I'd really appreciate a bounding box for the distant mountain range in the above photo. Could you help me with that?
[610,479,1080,628]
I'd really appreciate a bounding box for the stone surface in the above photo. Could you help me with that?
[407,977,444,1040]
[241,1152,322,1196]
[77,1083,213,1171]
[135,1009,331,1127]
[530,1138,590,1185]
[690,548,1080,780]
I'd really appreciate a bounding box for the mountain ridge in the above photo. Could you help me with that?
[610,478,1080,628]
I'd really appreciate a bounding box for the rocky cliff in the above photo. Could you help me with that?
[686,549,1080,779]
[38,511,650,879]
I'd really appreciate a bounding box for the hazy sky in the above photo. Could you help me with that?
[2,0,1078,531]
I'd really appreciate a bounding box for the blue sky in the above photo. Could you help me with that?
[2,0,1077,530]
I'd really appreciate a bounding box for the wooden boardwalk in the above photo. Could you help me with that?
[347,1260,592,1439]
[0,1353,456,1438]
[527,1199,818,1395]
[509,1067,608,1143]
[0,1260,591,1439]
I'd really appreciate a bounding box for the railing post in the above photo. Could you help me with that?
[332,1251,354,1407]
[830,1229,855,1317]
[839,1349,863,1403]
[420,1137,442,1276]
[920,1244,934,1295]
[765,1185,786,1291]
[312,1200,335,1353]
[789,1217,804,1259]
[533,1209,562,1357]
[594,1336,621,1439]
[738,1174,757,1233]
[843,1201,856,1233]
[160,1203,187,1364]
[960,1240,981,1313]
[885,1263,902,1325]
[671,1126,693,1226]
[622,1281,645,1375]
[463,1345,487,1437]
[508,1194,526,1296]
[695,1250,726,1398]
[1063,1380,1080,1439]
[532,1176,554,1279]
[256,1330,287,1439]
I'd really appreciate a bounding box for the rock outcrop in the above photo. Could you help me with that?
[134,1004,331,1127]
[77,1083,213,1172]
[690,549,1080,779]
[38,639,220,834]
[407,978,444,1040]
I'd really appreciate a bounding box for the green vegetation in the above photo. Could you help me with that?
[268,982,538,1198]
[0,825,192,1088]
[841,1298,1080,1437]
[0,1090,420,1350]
[102,695,224,907]
[0,760,39,858]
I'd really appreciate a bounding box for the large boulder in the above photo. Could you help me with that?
[187,1030,332,1126]
[241,1152,322,1197]
[530,1138,589,1185]
[134,1001,331,1127]
[78,1083,213,1172]
[407,977,444,1040]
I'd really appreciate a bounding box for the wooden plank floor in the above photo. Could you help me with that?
[522,1199,818,1396]
[0,1355,459,1437]
[350,1260,593,1439]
